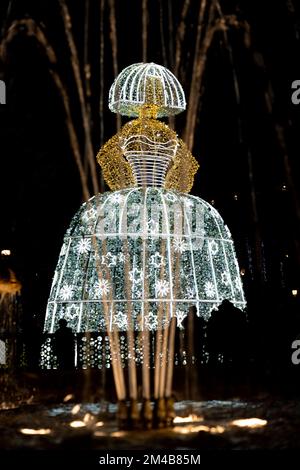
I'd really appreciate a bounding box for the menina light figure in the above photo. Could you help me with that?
[42,63,246,428]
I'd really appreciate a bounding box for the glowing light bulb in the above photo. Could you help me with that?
[1,249,11,256]
[20,428,51,435]
[292,289,298,297]
[70,420,86,428]
[231,418,267,428]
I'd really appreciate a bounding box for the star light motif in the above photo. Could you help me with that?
[129,267,143,284]
[65,304,80,321]
[59,284,74,301]
[101,252,117,267]
[204,281,216,298]
[150,252,165,268]
[145,311,158,330]
[155,279,170,297]
[113,311,128,330]
[94,279,110,298]
[77,238,91,254]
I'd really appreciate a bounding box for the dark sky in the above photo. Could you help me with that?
[0,0,300,329]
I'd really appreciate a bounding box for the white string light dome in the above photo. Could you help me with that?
[108,63,186,117]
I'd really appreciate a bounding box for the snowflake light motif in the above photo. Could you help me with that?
[94,279,110,298]
[109,193,125,204]
[77,238,91,254]
[155,279,170,297]
[205,281,216,298]
[118,252,126,263]
[59,284,74,301]
[113,311,128,330]
[208,240,219,255]
[145,311,158,330]
[150,252,165,268]
[186,287,196,299]
[173,237,187,253]
[176,310,187,329]
[221,272,230,286]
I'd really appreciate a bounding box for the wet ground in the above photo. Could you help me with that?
[0,398,300,450]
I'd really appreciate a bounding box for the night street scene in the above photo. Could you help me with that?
[1,0,300,466]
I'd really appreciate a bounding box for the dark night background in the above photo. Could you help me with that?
[0,0,300,385]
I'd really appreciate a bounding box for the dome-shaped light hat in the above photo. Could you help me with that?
[108,62,186,118]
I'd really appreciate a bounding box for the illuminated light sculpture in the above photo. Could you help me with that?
[42,63,246,428]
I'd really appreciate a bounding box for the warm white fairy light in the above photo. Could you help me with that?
[121,135,178,187]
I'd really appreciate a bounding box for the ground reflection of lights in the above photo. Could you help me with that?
[231,418,267,428]
[173,414,203,424]
[20,428,51,435]
[110,431,127,437]
[69,420,86,428]
[173,424,225,435]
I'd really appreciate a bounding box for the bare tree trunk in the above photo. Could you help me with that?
[108,0,121,131]
[142,0,148,62]
[99,0,105,192]
[59,0,99,195]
